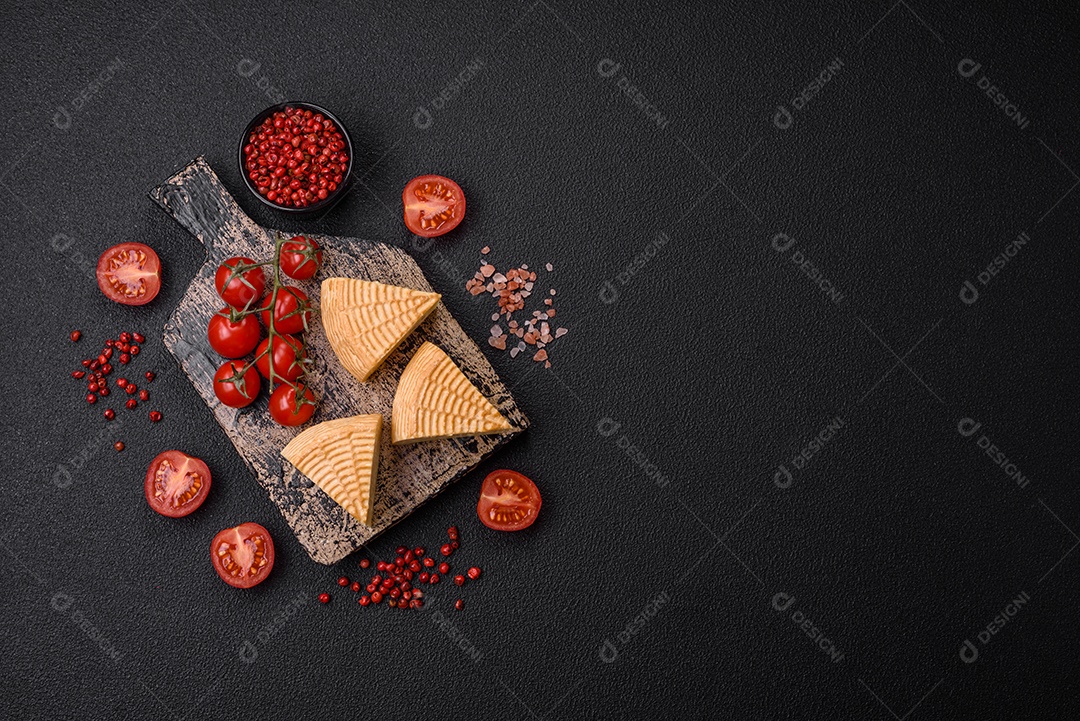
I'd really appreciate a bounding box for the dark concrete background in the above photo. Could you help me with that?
[3,1,1078,718]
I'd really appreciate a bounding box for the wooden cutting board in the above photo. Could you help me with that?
[150,157,528,565]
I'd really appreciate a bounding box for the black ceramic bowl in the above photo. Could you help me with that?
[237,101,353,214]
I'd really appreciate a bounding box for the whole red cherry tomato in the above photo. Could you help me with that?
[255,335,306,384]
[215,257,266,310]
[207,307,261,358]
[213,360,261,408]
[280,235,323,280]
[269,384,317,426]
[259,287,310,334]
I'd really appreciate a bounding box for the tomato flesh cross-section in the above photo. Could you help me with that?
[96,242,162,306]
[144,450,211,518]
[477,469,541,531]
[211,522,275,588]
[402,174,466,238]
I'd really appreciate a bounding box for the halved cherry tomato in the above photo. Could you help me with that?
[214,360,260,408]
[255,334,306,384]
[269,384,317,426]
[402,174,466,238]
[280,236,323,280]
[259,287,310,334]
[144,450,211,518]
[210,522,275,588]
[207,307,261,358]
[215,257,266,310]
[96,242,161,306]
[477,469,541,531]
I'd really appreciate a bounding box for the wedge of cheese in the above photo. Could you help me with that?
[281,414,383,526]
[392,341,512,444]
[321,278,441,382]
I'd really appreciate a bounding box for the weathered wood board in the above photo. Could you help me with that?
[150,157,528,565]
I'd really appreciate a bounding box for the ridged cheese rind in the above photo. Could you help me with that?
[321,278,441,382]
[392,342,513,444]
[281,414,383,526]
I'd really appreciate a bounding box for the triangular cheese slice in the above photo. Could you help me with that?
[281,414,383,526]
[321,278,441,382]
[392,342,513,444]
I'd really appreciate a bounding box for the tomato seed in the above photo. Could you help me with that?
[371,592,383,603]
[350,581,361,592]
[117,378,128,387]
[86,394,97,404]
[72,371,85,379]
[125,385,137,395]
[104,409,115,420]
[454,599,464,611]
[467,566,481,580]
[125,399,137,410]
[453,575,465,586]
[82,359,91,367]
[429,574,440,584]
[359,595,370,606]
[448,525,459,539]
[440,544,452,556]
[99,388,110,397]
[130,345,140,355]
[114,441,124,452]
[318,592,330,604]
[418,572,429,583]
[119,353,130,364]
[359,558,370,569]
[145,371,155,382]
[438,562,450,575]
[149,411,162,422]
[70,330,81,342]
[337,576,349,587]
[119,332,131,343]
[133,332,145,343]
[139,389,149,401]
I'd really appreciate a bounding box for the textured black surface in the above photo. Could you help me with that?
[3,2,1079,719]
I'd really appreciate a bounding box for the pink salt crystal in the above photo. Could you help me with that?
[545,263,553,272]
[488,335,507,350]
[555,328,568,338]
[480,264,495,278]
[481,246,490,254]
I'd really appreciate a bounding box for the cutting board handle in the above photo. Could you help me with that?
[149,156,262,261]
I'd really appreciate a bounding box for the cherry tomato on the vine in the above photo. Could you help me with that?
[207,307,261,358]
[268,384,317,426]
[214,360,261,408]
[280,236,323,280]
[215,257,266,310]
[259,287,310,335]
[255,334,306,384]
